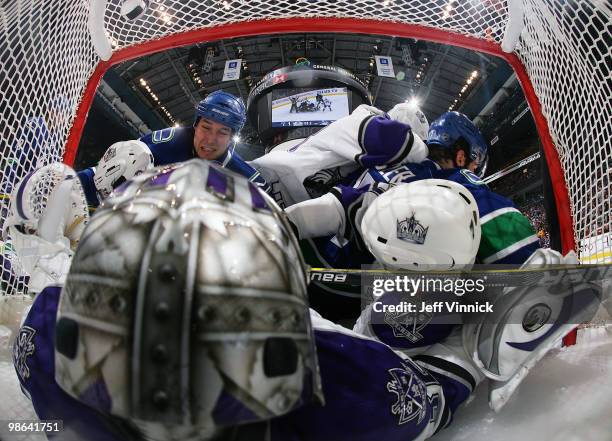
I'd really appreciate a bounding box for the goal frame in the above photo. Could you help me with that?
[64,17,576,255]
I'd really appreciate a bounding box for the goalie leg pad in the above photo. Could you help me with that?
[463,281,602,411]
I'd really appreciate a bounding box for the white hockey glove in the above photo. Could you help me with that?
[5,163,89,293]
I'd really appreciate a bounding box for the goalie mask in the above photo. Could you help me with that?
[93,140,154,200]
[55,159,323,439]
[360,179,480,270]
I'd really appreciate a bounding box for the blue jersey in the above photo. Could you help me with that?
[76,167,99,212]
[305,160,540,270]
[365,161,541,264]
[77,126,268,208]
[141,126,268,191]
[13,287,478,441]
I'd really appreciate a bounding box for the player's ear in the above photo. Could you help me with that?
[455,149,467,167]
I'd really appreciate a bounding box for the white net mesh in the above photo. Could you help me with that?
[0,0,610,434]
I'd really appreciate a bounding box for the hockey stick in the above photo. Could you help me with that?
[307,264,612,289]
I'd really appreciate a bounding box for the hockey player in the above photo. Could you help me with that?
[286,111,541,320]
[289,96,299,113]
[10,160,442,440]
[77,90,268,209]
[13,160,598,439]
[250,102,430,207]
[288,111,540,267]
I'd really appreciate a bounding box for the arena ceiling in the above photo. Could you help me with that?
[109,32,513,138]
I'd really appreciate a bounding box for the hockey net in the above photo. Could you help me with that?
[0,0,610,435]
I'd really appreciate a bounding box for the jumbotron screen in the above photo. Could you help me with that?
[271,87,350,128]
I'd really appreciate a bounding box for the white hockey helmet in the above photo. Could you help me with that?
[360,179,480,270]
[388,102,430,141]
[5,162,89,249]
[55,159,323,439]
[93,140,154,199]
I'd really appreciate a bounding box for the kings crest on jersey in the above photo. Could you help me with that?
[16,285,463,441]
[13,325,36,381]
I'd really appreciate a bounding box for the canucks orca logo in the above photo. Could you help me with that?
[152,127,175,143]
[13,326,36,381]
[384,309,433,343]
[397,213,429,244]
[387,362,428,425]
[460,168,486,186]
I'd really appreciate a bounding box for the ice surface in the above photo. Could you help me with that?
[0,326,610,441]
[432,326,612,441]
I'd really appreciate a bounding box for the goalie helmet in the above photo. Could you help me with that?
[387,102,430,142]
[93,140,154,200]
[5,162,89,249]
[427,111,489,177]
[360,179,481,270]
[55,159,323,440]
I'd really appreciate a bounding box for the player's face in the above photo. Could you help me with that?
[193,118,232,160]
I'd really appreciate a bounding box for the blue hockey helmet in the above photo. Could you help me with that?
[427,111,489,177]
[194,90,246,133]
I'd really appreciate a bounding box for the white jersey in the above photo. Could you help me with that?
[249,104,428,207]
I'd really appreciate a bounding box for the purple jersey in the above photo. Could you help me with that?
[13,287,477,441]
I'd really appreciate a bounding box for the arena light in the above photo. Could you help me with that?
[407,97,420,107]
[233,135,241,143]
[140,79,175,124]
[160,12,172,24]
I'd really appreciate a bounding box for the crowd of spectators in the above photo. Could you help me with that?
[517,193,551,248]
[489,160,541,198]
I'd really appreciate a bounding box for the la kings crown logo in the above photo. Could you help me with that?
[387,362,428,425]
[397,213,429,244]
[384,309,433,343]
[13,326,36,381]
